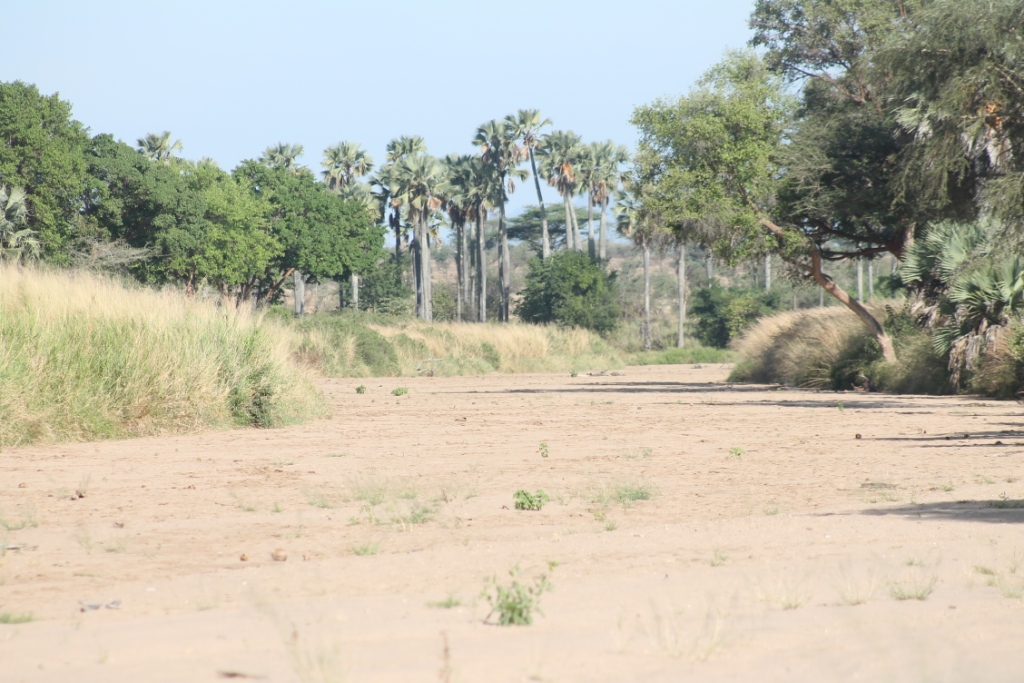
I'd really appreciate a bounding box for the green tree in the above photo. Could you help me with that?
[506,109,553,259]
[321,141,374,191]
[0,81,90,263]
[390,152,444,320]
[474,119,528,322]
[632,51,898,362]
[260,143,306,173]
[515,250,619,333]
[615,188,663,349]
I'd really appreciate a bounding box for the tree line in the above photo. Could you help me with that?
[0,86,632,324]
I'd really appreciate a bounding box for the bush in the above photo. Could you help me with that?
[357,257,412,315]
[690,285,783,348]
[0,266,324,448]
[515,251,620,333]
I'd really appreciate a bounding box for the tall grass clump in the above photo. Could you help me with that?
[729,305,949,393]
[289,311,625,377]
[0,266,324,448]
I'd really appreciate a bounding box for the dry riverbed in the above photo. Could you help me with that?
[2,365,1023,682]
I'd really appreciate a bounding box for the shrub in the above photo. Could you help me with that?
[357,257,412,315]
[481,566,554,626]
[690,284,783,348]
[513,490,550,511]
[515,251,620,333]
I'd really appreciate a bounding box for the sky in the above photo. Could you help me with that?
[3,0,755,216]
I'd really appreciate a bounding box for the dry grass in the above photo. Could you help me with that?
[0,266,324,448]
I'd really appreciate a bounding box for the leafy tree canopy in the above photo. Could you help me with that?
[515,251,620,333]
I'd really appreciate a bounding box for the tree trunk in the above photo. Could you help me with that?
[819,287,824,307]
[599,198,608,261]
[705,253,713,284]
[477,209,487,323]
[422,215,432,321]
[393,211,402,263]
[571,200,583,252]
[562,194,574,251]
[530,148,550,259]
[413,221,423,318]
[468,218,477,318]
[642,241,652,350]
[499,197,510,322]
[677,242,686,348]
[765,254,771,291]
[338,278,346,310]
[868,260,874,301]
[351,274,359,310]
[587,191,596,259]
[455,222,464,322]
[758,218,896,363]
[857,257,864,301]
[293,269,305,316]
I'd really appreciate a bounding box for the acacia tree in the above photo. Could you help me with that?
[633,50,898,362]
[506,109,553,259]
[473,120,527,322]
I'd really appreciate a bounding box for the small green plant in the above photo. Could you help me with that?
[481,564,555,626]
[0,612,33,624]
[889,575,936,601]
[837,401,845,411]
[539,442,549,458]
[355,385,367,394]
[391,387,408,396]
[623,447,654,460]
[305,491,337,509]
[615,481,654,505]
[710,548,729,567]
[729,447,745,458]
[352,542,380,556]
[427,594,462,609]
[513,490,550,511]
[272,502,283,513]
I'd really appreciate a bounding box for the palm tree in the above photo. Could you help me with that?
[391,152,444,320]
[372,136,427,263]
[137,131,183,164]
[473,120,527,322]
[260,143,305,173]
[590,141,630,261]
[537,131,584,252]
[321,141,374,190]
[0,184,39,262]
[616,188,662,350]
[506,109,552,259]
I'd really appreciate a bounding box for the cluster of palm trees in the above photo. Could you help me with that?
[306,110,632,322]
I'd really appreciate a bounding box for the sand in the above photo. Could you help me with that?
[2,364,1023,682]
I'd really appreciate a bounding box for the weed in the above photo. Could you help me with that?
[623,447,654,460]
[352,542,380,556]
[0,612,33,624]
[481,565,554,626]
[889,575,936,601]
[539,442,549,459]
[73,526,94,554]
[763,504,781,516]
[0,506,38,532]
[355,385,367,394]
[837,401,845,411]
[605,521,618,531]
[757,574,812,610]
[392,503,435,528]
[729,447,745,458]
[835,565,880,606]
[305,491,337,509]
[273,502,283,513]
[426,594,462,609]
[391,387,408,396]
[346,475,392,506]
[615,480,655,505]
[513,490,550,511]
[710,548,728,567]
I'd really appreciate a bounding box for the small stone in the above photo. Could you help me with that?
[240,553,249,562]
[271,548,287,562]
[18,482,26,489]
[855,433,862,439]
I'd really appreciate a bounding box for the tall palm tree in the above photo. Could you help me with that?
[506,109,553,259]
[321,141,374,190]
[590,141,630,261]
[537,131,584,252]
[0,184,39,262]
[473,120,527,322]
[616,188,662,350]
[137,131,183,164]
[372,136,427,263]
[391,153,444,320]
[260,143,305,173]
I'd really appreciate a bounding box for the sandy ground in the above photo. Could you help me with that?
[2,365,1024,682]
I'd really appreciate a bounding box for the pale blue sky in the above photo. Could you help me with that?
[3,0,754,214]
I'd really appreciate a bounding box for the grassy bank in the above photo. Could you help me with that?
[0,267,323,448]
[728,305,952,393]
[288,312,627,377]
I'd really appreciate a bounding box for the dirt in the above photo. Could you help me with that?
[2,365,1024,682]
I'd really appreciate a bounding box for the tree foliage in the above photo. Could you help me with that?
[515,251,619,333]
